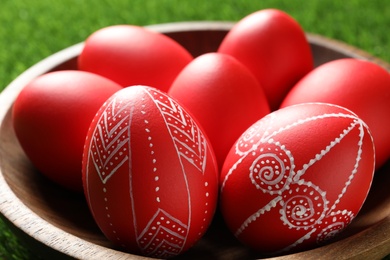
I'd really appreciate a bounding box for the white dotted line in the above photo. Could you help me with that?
[198,181,210,237]
[102,187,122,245]
[143,110,160,203]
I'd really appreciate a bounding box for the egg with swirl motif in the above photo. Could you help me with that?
[82,85,219,258]
[219,102,375,255]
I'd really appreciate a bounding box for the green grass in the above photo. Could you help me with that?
[0,0,389,259]
[0,0,389,91]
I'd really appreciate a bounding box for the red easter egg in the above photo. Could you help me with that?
[281,58,390,169]
[168,52,270,169]
[218,9,313,110]
[220,103,375,255]
[12,70,122,192]
[83,85,219,258]
[78,25,193,92]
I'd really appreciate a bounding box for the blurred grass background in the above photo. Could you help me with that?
[1,0,389,92]
[0,0,389,259]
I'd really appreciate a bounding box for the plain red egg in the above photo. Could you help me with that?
[78,25,193,92]
[218,9,313,111]
[83,85,219,258]
[281,58,390,169]
[168,52,270,169]
[220,103,375,255]
[12,70,122,192]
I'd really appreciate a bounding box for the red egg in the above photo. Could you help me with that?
[82,85,219,258]
[168,52,270,169]
[281,58,390,169]
[12,70,122,192]
[218,9,313,110]
[220,103,375,255]
[78,25,193,92]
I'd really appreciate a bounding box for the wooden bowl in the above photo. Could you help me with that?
[1,21,390,260]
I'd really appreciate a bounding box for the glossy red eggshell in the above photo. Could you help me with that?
[12,70,122,192]
[78,25,193,92]
[168,52,270,169]
[83,86,219,258]
[220,103,375,255]
[281,58,390,169]
[218,9,313,110]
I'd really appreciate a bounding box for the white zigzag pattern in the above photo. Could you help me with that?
[145,87,207,173]
[90,98,131,184]
[137,208,188,257]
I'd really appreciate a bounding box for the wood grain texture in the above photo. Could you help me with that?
[0,22,390,260]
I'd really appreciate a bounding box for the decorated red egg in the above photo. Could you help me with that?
[218,9,313,110]
[82,85,219,258]
[168,52,270,169]
[281,58,390,169]
[220,102,375,255]
[12,70,122,192]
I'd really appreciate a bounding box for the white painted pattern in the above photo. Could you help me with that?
[132,87,210,257]
[137,208,188,258]
[279,181,328,230]
[249,141,294,195]
[86,97,134,245]
[222,104,372,252]
[89,98,132,184]
[316,210,354,244]
[86,86,211,257]
[235,195,282,237]
[144,87,207,174]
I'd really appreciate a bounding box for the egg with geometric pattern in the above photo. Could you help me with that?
[82,85,219,258]
[219,102,375,255]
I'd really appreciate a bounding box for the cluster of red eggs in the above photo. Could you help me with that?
[11,9,390,258]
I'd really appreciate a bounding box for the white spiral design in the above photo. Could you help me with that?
[280,182,328,230]
[249,142,294,194]
[316,210,354,244]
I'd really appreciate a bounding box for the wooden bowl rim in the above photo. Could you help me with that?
[1,21,390,260]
